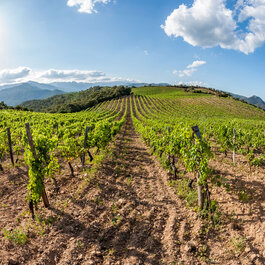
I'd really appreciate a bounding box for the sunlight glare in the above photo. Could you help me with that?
[0,15,7,52]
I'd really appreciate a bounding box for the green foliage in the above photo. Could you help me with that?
[0,101,30,111]
[0,129,7,163]
[0,97,127,209]
[0,101,9,110]
[130,92,264,221]
[23,132,59,205]
[132,86,211,98]
[251,155,264,167]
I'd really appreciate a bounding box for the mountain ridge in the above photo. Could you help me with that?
[0,81,170,92]
[0,83,64,106]
[230,93,265,110]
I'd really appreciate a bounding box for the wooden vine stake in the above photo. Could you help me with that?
[82,126,89,168]
[25,123,50,209]
[233,128,236,166]
[7,128,14,166]
[167,126,177,179]
[192,125,203,210]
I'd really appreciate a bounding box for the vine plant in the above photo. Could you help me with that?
[23,131,59,214]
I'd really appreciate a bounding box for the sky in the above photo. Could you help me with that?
[0,0,265,100]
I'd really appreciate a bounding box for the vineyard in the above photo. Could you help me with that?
[0,86,265,264]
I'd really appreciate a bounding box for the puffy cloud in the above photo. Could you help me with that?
[67,0,111,14]
[236,0,265,53]
[0,67,31,83]
[173,60,206,77]
[162,0,265,54]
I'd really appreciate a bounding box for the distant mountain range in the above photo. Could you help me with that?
[230,93,265,110]
[0,83,64,106]
[0,81,170,93]
[44,81,170,92]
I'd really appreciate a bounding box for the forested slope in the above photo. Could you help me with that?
[21,85,131,113]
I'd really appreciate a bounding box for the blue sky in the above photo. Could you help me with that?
[0,0,265,100]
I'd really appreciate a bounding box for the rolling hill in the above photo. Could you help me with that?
[132,86,265,120]
[19,85,265,120]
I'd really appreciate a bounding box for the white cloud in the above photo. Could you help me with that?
[67,0,111,14]
[179,81,208,87]
[41,69,105,80]
[144,50,149,56]
[0,67,31,83]
[161,0,265,54]
[174,69,196,78]
[0,67,136,85]
[37,69,133,83]
[173,60,206,77]
[187,60,206,68]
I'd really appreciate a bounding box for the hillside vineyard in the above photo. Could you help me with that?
[0,87,265,264]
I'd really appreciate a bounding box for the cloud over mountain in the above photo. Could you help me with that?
[162,0,265,54]
[0,67,135,85]
[0,67,31,83]
[40,69,105,80]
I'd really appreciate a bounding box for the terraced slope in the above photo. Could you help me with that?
[133,86,265,120]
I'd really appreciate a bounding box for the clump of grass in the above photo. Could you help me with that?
[75,239,84,248]
[107,248,116,256]
[3,228,28,245]
[126,175,133,186]
[112,215,122,226]
[238,190,249,202]
[197,244,208,260]
[170,178,222,227]
[230,236,246,254]
[169,178,197,208]
[111,203,122,226]
[94,195,103,205]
